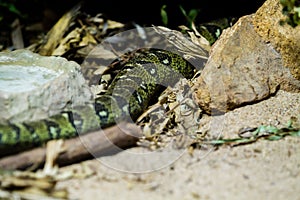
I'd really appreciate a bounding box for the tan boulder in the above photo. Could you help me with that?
[193,0,300,114]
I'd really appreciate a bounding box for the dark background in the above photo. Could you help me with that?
[7,0,266,28]
[0,0,266,48]
[81,0,266,27]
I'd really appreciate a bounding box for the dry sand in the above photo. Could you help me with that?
[57,90,300,200]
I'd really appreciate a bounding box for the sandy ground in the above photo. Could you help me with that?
[56,90,300,200]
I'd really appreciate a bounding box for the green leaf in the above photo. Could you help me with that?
[256,125,279,134]
[294,7,300,17]
[267,135,283,141]
[279,0,300,27]
[207,138,253,145]
[265,125,279,133]
[188,9,199,22]
[0,2,22,16]
[286,120,293,128]
[291,130,300,137]
[160,5,168,26]
[179,5,187,18]
[179,5,199,28]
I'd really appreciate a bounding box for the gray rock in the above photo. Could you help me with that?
[193,14,300,114]
[0,49,92,124]
[253,0,300,82]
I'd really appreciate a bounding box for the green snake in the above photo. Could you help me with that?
[0,48,198,156]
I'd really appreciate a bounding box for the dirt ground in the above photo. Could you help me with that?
[56,90,300,200]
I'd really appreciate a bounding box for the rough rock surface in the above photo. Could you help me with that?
[193,14,300,114]
[253,0,300,81]
[0,50,92,124]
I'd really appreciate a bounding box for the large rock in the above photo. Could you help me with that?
[253,0,300,82]
[193,2,300,114]
[0,50,92,124]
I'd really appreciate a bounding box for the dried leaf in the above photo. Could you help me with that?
[38,4,81,56]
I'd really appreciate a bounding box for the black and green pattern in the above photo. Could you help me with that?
[0,48,197,156]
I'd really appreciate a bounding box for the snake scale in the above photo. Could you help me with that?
[0,48,197,156]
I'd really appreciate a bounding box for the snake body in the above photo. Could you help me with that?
[0,49,196,156]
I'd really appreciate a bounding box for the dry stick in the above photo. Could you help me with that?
[0,123,142,170]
